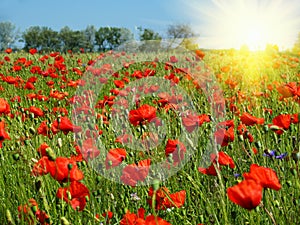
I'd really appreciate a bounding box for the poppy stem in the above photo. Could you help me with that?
[151,189,157,216]
[261,203,277,225]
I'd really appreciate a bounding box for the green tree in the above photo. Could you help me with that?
[22,26,60,51]
[59,26,87,52]
[22,26,43,50]
[0,21,19,50]
[95,27,134,51]
[137,27,161,41]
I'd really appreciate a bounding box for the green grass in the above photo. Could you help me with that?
[0,49,300,224]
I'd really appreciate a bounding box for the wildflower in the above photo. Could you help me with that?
[227,179,263,210]
[243,164,281,191]
[120,159,151,186]
[128,104,157,126]
[56,181,90,211]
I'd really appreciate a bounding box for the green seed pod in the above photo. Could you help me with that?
[24,139,30,146]
[29,127,36,135]
[254,141,262,149]
[29,113,35,119]
[263,125,269,132]
[13,153,19,161]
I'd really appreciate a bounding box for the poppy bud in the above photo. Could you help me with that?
[167,153,174,163]
[269,125,282,131]
[61,217,70,225]
[152,179,160,191]
[67,191,72,200]
[57,138,62,148]
[263,125,269,132]
[6,209,13,224]
[31,205,38,213]
[238,134,244,141]
[68,163,73,170]
[46,147,56,161]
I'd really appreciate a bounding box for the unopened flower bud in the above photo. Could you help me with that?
[46,147,56,161]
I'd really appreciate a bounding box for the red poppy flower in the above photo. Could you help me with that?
[0,98,10,114]
[114,80,125,88]
[51,116,82,135]
[227,179,263,210]
[37,120,51,137]
[120,208,171,225]
[169,56,178,63]
[148,187,186,210]
[56,181,90,211]
[198,163,219,176]
[277,82,297,98]
[0,120,10,148]
[28,106,44,117]
[195,49,205,59]
[80,138,100,160]
[243,164,281,191]
[18,198,50,225]
[181,113,210,133]
[271,114,291,135]
[165,139,186,164]
[215,151,235,169]
[32,156,52,176]
[105,148,127,169]
[237,123,254,143]
[24,81,35,90]
[240,112,264,126]
[120,159,151,186]
[29,48,38,55]
[214,126,234,147]
[129,104,157,126]
[37,143,50,157]
[5,48,12,54]
[47,157,84,182]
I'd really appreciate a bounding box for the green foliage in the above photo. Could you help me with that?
[95,27,134,51]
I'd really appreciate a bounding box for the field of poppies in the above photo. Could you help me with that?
[0,45,299,225]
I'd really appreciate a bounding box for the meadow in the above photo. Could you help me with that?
[0,46,299,225]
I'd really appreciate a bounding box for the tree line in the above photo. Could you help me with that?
[0,21,198,52]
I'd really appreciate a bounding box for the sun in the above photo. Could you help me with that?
[184,0,300,50]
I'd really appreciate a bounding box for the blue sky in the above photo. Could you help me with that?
[0,0,191,39]
[1,0,300,49]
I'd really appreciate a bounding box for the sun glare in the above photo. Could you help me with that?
[184,0,300,50]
